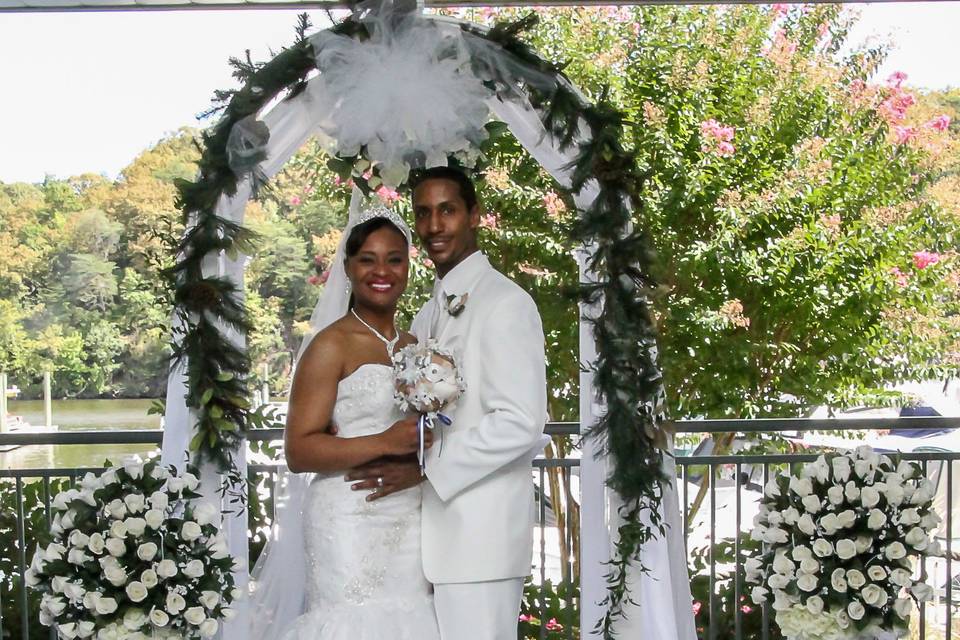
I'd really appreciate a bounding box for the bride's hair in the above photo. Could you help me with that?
[344,217,410,262]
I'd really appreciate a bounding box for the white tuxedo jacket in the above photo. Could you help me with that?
[411,252,547,584]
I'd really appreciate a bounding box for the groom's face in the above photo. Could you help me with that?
[412,178,480,278]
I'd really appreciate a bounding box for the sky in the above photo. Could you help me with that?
[0,2,957,185]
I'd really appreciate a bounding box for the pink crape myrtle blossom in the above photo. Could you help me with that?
[890,267,909,288]
[545,618,564,631]
[878,90,917,125]
[423,258,435,269]
[313,254,325,267]
[700,119,737,157]
[408,245,420,259]
[913,251,942,270]
[893,125,918,145]
[375,185,402,205]
[289,196,302,206]
[926,115,951,132]
[307,274,321,286]
[479,213,500,230]
[543,192,567,218]
[886,71,908,89]
[771,3,789,17]
[518,613,537,623]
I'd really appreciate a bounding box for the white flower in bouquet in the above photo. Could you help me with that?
[184,606,206,625]
[199,619,219,637]
[28,456,238,640]
[745,446,939,640]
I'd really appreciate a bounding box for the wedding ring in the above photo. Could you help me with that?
[376,477,384,488]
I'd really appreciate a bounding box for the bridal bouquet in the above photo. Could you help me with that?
[746,446,941,640]
[26,456,239,640]
[393,340,466,471]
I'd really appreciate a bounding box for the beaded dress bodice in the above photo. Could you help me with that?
[280,364,438,639]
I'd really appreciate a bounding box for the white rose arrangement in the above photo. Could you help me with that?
[746,446,941,640]
[26,456,240,640]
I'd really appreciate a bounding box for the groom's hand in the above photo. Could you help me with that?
[345,458,424,501]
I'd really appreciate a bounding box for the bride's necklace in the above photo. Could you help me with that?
[350,308,399,356]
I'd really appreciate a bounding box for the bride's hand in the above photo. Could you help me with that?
[378,416,434,455]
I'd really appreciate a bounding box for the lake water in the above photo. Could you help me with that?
[2,398,162,470]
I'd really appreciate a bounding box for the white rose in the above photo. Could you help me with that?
[123,493,146,514]
[87,533,105,555]
[751,586,768,604]
[107,499,127,521]
[806,595,824,615]
[847,600,866,620]
[782,507,800,525]
[125,517,147,538]
[199,619,219,638]
[898,508,921,527]
[157,559,178,579]
[791,545,813,561]
[137,542,158,562]
[150,463,171,480]
[885,483,906,506]
[893,597,913,619]
[744,556,763,576]
[69,530,90,548]
[150,608,170,627]
[51,576,67,593]
[43,594,67,616]
[801,495,822,514]
[123,608,147,631]
[109,520,127,539]
[764,479,781,498]
[797,514,816,536]
[812,539,833,558]
[24,568,40,587]
[766,510,784,526]
[819,513,840,535]
[861,486,880,508]
[921,511,941,531]
[837,509,857,529]
[68,548,91,566]
[100,469,118,486]
[123,457,144,479]
[63,581,86,602]
[831,568,848,592]
[193,503,218,527]
[867,565,887,582]
[61,510,76,530]
[855,535,873,554]
[790,476,813,497]
[52,491,71,511]
[890,569,913,587]
[181,521,203,542]
[77,620,95,638]
[772,552,795,575]
[797,574,818,592]
[764,526,789,544]
[145,509,165,530]
[844,481,860,503]
[149,491,169,511]
[45,542,67,561]
[82,590,102,611]
[836,610,851,629]
[768,573,790,590]
[912,481,935,505]
[836,539,857,560]
[183,559,205,579]
[827,485,845,505]
[199,591,220,609]
[230,587,242,601]
[799,558,820,575]
[165,477,187,493]
[105,565,127,587]
[832,457,851,483]
[78,489,97,507]
[861,584,886,607]
[182,472,200,491]
[912,582,934,602]
[95,597,118,615]
[57,622,78,639]
[867,509,887,530]
[105,537,126,557]
[905,526,929,550]
[846,569,866,589]
[772,591,794,611]
[184,606,206,626]
[885,542,907,560]
[854,460,875,480]
[165,592,186,615]
[141,569,158,588]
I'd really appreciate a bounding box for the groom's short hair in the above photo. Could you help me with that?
[409,166,478,211]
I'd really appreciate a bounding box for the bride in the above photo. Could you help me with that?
[248,197,441,639]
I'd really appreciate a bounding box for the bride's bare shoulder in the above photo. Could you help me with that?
[299,319,353,372]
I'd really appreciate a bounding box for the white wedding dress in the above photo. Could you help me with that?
[278,363,440,640]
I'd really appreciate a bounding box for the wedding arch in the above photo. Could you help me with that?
[160,3,682,637]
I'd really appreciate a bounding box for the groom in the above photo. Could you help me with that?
[348,166,547,639]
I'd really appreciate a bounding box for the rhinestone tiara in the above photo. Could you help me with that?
[354,201,412,243]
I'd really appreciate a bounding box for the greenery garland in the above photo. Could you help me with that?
[171,8,669,635]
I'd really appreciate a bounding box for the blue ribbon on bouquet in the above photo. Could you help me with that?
[417,412,452,475]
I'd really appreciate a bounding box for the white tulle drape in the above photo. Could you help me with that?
[161,8,694,639]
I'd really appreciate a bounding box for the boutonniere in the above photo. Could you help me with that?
[444,293,469,317]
